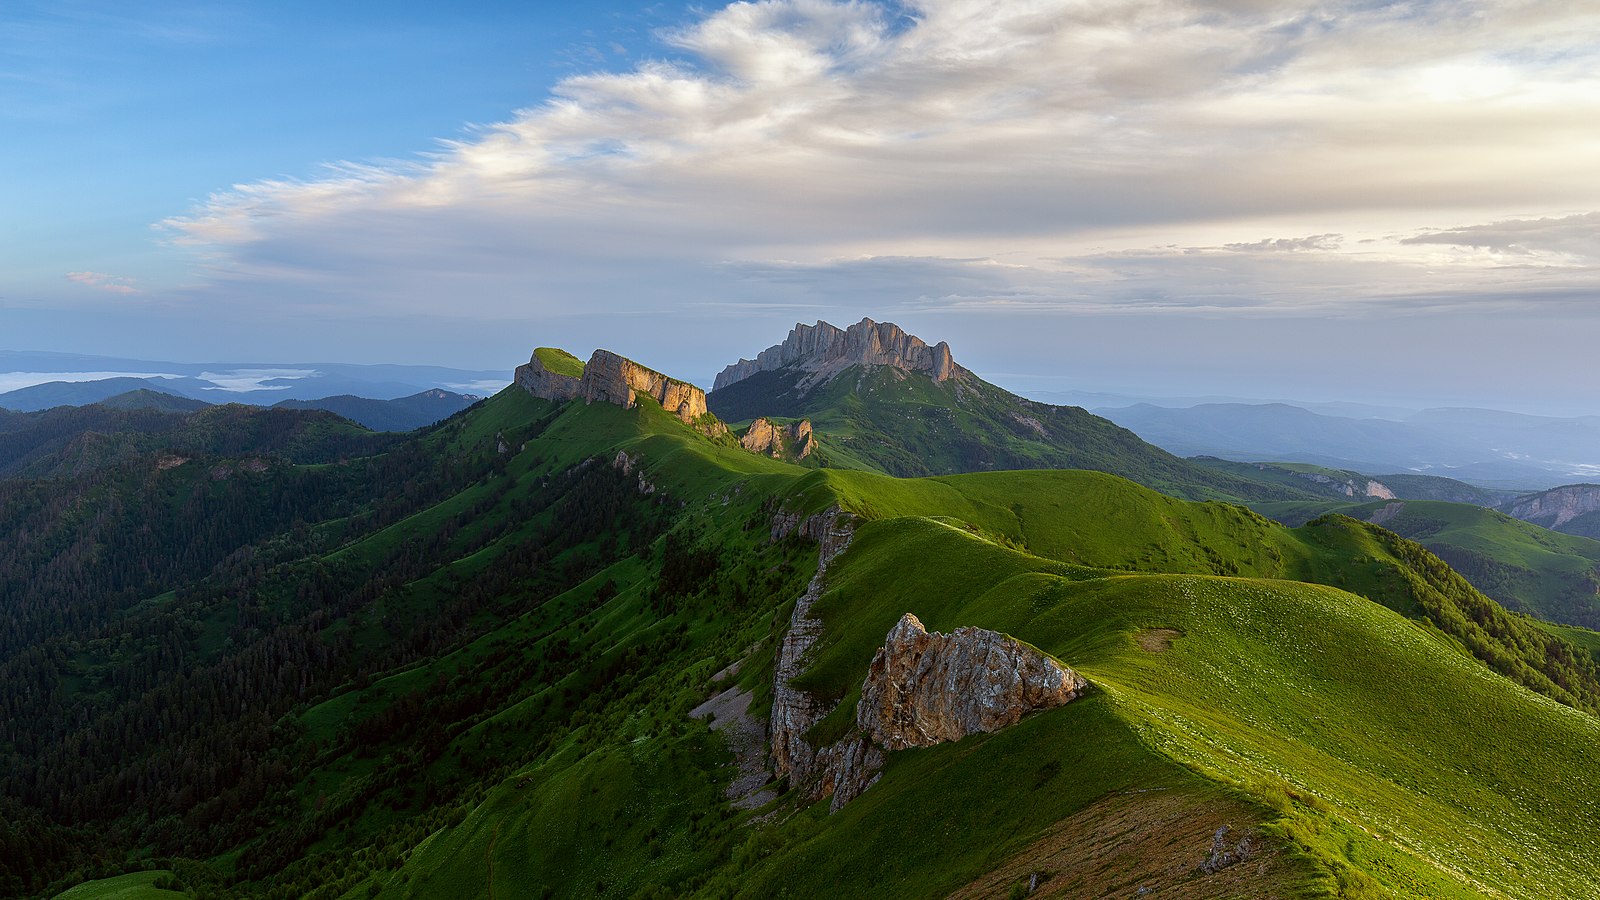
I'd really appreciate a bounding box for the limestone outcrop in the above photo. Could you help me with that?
[713,318,964,391]
[857,613,1088,751]
[1501,484,1600,531]
[516,346,725,434]
[739,417,815,459]
[768,506,856,787]
[514,349,582,402]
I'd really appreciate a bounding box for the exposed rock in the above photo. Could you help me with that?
[772,597,1087,810]
[739,417,815,459]
[690,685,775,810]
[1501,483,1600,530]
[517,346,727,435]
[1198,825,1256,874]
[857,613,1088,751]
[514,349,583,402]
[1292,470,1396,500]
[768,506,856,788]
[713,317,965,391]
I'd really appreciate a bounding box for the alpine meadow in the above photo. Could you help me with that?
[6,2,1600,899]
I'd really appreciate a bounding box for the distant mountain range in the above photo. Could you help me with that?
[0,382,479,434]
[0,350,503,406]
[1095,401,1600,489]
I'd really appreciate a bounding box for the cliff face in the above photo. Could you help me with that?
[517,347,723,433]
[739,417,815,459]
[713,318,963,391]
[1501,484,1600,530]
[514,350,582,402]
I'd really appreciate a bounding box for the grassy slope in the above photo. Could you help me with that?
[1192,458,1510,506]
[370,439,1600,898]
[50,872,185,900]
[708,364,1313,502]
[39,370,1600,899]
[1256,498,1600,628]
[776,518,1600,898]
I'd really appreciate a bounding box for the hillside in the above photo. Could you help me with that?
[1192,458,1513,505]
[1500,483,1600,540]
[1256,497,1600,629]
[708,319,1308,502]
[10,342,1600,899]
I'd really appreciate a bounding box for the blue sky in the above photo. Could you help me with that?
[4,1,1599,412]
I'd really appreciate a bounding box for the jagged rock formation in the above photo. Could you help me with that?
[713,318,963,391]
[1501,484,1600,533]
[739,417,814,459]
[516,347,724,434]
[857,613,1088,751]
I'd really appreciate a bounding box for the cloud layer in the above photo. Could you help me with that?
[144,0,1598,397]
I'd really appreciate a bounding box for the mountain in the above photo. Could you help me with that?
[0,350,504,404]
[272,389,479,432]
[0,377,193,412]
[1500,484,1600,540]
[0,398,392,481]
[1192,458,1516,506]
[1097,402,1600,489]
[708,318,1308,502]
[11,338,1600,898]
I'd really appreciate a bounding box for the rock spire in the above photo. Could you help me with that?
[712,318,963,391]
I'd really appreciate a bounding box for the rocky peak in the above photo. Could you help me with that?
[712,317,963,391]
[516,346,724,434]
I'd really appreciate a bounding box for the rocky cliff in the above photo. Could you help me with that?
[513,349,583,402]
[739,417,814,459]
[1501,484,1600,533]
[517,347,723,433]
[713,318,964,391]
[769,506,857,787]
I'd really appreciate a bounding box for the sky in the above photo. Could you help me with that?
[4,0,1598,413]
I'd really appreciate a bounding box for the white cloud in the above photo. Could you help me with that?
[154,0,1600,334]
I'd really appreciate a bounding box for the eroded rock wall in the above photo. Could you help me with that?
[713,318,964,391]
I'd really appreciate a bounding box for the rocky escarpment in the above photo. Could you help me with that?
[768,506,856,788]
[739,417,814,459]
[514,349,583,402]
[516,346,724,434]
[1501,484,1600,532]
[713,318,964,391]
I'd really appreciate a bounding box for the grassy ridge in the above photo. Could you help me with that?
[1257,497,1600,628]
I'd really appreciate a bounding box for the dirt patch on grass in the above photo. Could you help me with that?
[1136,628,1182,653]
[945,788,1299,900]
